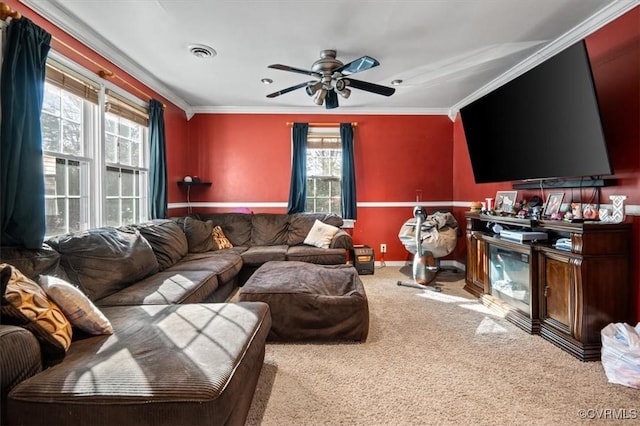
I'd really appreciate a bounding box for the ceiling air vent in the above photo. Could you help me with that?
[188,44,216,59]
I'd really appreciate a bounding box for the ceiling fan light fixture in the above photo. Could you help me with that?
[306,81,322,96]
[337,87,351,99]
[314,88,327,105]
[188,44,216,59]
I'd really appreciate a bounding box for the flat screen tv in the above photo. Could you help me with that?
[460,40,612,184]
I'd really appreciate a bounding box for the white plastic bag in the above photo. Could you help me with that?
[601,322,640,389]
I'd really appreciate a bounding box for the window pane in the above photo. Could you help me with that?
[69,198,81,232]
[118,138,131,165]
[55,159,66,195]
[105,116,117,134]
[305,198,314,212]
[131,140,140,167]
[45,198,66,237]
[42,86,61,115]
[315,199,330,213]
[316,179,330,197]
[121,169,134,196]
[105,133,117,163]
[331,197,341,213]
[61,92,82,122]
[41,114,61,152]
[121,199,134,225]
[68,161,80,196]
[62,120,81,155]
[330,181,341,197]
[106,168,119,196]
[105,199,120,227]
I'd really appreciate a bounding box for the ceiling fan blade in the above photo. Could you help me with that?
[341,78,395,96]
[335,56,380,75]
[266,81,316,98]
[268,64,321,78]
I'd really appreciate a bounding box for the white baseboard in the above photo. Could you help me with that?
[375,259,465,271]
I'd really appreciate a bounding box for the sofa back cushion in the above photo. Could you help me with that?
[46,228,159,301]
[183,217,215,253]
[287,213,344,246]
[197,213,252,246]
[251,213,290,246]
[0,244,60,280]
[127,220,188,269]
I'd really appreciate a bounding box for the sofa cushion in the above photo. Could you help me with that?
[46,228,159,302]
[0,264,72,367]
[0,244,60,280]
[197,213,252,246]
[7,303,272,426]
[0,325,42,426]
[285,246,347,264]
[183,217,215,253]
[168,251,243,287]
[287,213,343,246]
[251,213,289,246]
[39,276,113,335]
[128,220,188,270]
[304,219,340,249]
[95,270,219,306]
[241,245,288,266]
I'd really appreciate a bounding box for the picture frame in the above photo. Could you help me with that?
[543,192,565,217]
[495,191,518,212]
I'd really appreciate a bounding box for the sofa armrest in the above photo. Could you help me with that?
[330,230,353,250]
[1,325,42,423]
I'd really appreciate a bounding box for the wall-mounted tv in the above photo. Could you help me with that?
[460,40,612,184]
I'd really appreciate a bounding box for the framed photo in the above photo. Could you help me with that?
[495,191,518,212]
[544,192,565,217]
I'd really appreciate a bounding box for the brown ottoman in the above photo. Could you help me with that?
[239,261,369,341]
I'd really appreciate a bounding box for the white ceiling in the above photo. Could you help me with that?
[22,0,638,118]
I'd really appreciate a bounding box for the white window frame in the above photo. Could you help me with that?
[41,53,150,237]
[305,127,342,216]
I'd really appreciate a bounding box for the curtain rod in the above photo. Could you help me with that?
[0,2,165,108]
[286,122,358,127]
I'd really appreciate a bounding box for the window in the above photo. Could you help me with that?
[40,61,149,237]
[306,128,342,215]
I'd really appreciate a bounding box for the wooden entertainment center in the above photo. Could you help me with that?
[464,213,631,361]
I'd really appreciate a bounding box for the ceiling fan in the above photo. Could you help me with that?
[266,50,395,109]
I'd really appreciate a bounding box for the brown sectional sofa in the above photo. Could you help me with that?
[0,212,352,426]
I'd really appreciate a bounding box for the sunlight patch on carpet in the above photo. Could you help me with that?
[475,316,510,335]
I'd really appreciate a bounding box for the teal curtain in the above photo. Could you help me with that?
[148,99,167,219]
[0,18,51,248]
[340,123,357,219]
[287,123,308,214]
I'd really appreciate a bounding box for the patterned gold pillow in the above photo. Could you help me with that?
[212,226,233,250]
[1,263,72,366]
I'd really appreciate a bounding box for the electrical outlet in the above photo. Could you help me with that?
[380,243,387,253]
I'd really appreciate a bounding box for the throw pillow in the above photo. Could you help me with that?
[0,263,72,366]
[303,219,340,249]
[212,225,233,250]
[39,275,113,335]
[183,217,215,252]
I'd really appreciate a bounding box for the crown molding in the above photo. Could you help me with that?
[21,0,194,118]
[450,0,639,114]
[189,105,451,116]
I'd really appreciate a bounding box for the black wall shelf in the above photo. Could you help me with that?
[512,178,615,190]
[177,181,212,187]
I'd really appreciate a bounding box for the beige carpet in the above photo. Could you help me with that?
[244,266,638,425]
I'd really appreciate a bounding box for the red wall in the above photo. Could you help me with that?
[186,114,453,261]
